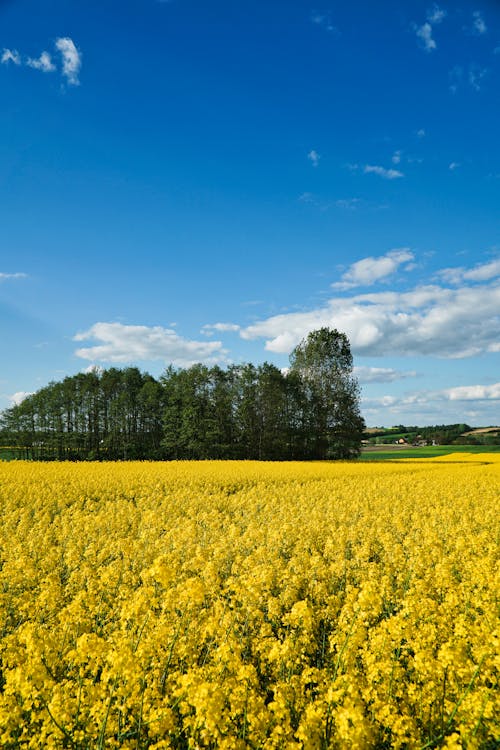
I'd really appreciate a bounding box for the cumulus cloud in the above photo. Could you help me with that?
[354,366,417,384]
[55,37,81,85]
[26,51,56,73]
[308,150,321,167]
[332,249,414,291]
[445,383,500,401]
[1,48,21,65]
[74,322,227,367]
[363,164,403,179]
[239,265,500,359]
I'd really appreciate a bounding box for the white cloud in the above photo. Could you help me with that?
[416,22,436,52]
[239,265,500,359]
[26,51,56,73]
[451,64,488,93]
[445,383,500,401]
[417,128,426,138]
[2,38,82,85]
[55,37,82,85]
[74,322,227,367]
[449,161,460,171]
[311,12,339,34]
[363,381,500,423]
[362,383,500,421]
[472,11,487,35]
[308,150,320,167]
[0,272,27,281]
[363,164,404,179]
[437,258,500,285]
[1,48,21,65]
[335,198,361,210]
[354,366,417,384]
[392,150,402,165]
[10,391,33,405]
[298,192,315,203]
[201,322,241,335]
[427,5,446,24]
[332,248,415,291]
[468,64,487,91]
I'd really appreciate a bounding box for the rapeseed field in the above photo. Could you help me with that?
[0,457,498,748]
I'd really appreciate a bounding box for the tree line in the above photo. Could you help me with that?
[0,329,365,461]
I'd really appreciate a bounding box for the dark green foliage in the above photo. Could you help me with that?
[0,329,364,461]
[289,328,365,459]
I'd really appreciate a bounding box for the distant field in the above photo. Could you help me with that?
[359,444,500,460]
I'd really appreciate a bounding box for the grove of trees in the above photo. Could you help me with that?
[0,328,365,461]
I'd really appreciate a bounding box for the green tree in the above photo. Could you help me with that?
[289,328,364,459]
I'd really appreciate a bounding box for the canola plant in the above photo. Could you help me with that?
[0,457,498,748]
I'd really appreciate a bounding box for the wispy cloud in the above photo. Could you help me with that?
[354,366,417,384]
[1,48,21,65]
[364,382,500,417]
[427,4,446,25]
[1,37,81,85]
[0,272,27,281]
[472,11,487,35]
[416,22,437,52]
[450,63,487,93]
[308,149,321,167]
[392,150,402,165]
[363,164,404,179]
[468,64,487,91]
[74,322,227,367]
[335,198,361,210]
[311,11,339,34]
[449,161,460,171]
[26,51,56,73]
[417,128,426,138]
[437,258,500,284]
[201,322,241,336]
[332,249,414,291]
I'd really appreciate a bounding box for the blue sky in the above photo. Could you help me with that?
[1,0,499,426]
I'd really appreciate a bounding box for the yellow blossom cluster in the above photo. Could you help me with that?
[0,456,498,748]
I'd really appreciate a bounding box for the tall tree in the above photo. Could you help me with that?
[289,328,365,459]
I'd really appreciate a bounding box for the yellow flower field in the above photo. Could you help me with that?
[0,457,498,749]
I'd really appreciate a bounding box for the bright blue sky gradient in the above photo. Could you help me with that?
[1,0,499,425]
